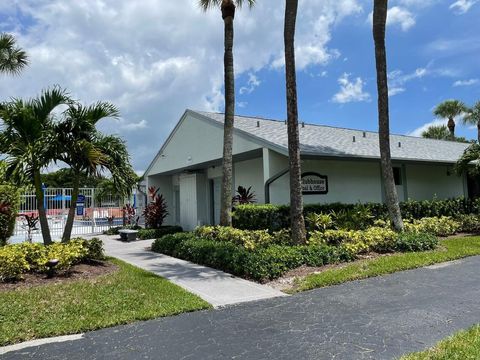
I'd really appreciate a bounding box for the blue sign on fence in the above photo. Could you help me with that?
[77,195,86,203]
[76,203,85,216]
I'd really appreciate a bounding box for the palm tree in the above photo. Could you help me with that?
[284,0,306,244]
[199,0,255,226]
[373,0,404,232]
[55,102,137,242]
[0,33,28,75]
[422,125,452,140]
[463,101,480,143]
[0,87,71,245]
[434,100,467,139]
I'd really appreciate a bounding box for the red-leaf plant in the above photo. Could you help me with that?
[232,186,257,205]
[143,187,169,229]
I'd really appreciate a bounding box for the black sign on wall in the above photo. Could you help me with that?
[301,172,328,195]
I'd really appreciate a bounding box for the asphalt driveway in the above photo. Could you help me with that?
[4,256,480,360]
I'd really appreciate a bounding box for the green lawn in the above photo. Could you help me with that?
[0,258,211,346]
[294,236,480,293]
[401,325,480,359]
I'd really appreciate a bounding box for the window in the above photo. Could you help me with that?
[393,167,402,186]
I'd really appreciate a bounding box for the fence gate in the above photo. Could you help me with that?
[12,188,141,244]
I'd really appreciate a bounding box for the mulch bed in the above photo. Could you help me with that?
[0,261,119,291]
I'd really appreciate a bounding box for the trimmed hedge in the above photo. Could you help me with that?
[152,233,355,281]
[232,198,480,231]
[137,226,183,240]
[0,238,105,282]
[0,185,20,246]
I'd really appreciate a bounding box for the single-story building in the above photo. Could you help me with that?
[144,109,473,230]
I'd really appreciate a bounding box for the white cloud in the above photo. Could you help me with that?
[0,0,363,171]
[450,0,479,14]
[367,6,415,32]
[332,73,371,104]
[240,73,261,95]
[453,78,479,87]
[387,67,427,95]
[389,87,406,96]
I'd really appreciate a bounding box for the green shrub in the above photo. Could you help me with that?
[194,226,274,250]
[405,216,460,237]
[232,198,480,231]
[305,213,334,232]
[71,237,105,261]
[456,214,480,233]
[0,185,20,246]
[137,226,183,240]
[44,241,88,271]
[0,245,29,281]
[151,232,194,255]
[393,232,438,252]
[309,227,398,255]
[15,242,48,271]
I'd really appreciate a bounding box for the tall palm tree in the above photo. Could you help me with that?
[373,0,403,232]
[463,101,480,143]
[434,100,467,139]
[55,102,137,242]
[199,0,255,226]
[0,33,28,75]
[284,0,306,244]
[0,87,71,245]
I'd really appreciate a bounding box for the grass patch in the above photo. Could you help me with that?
[0,258,211,346]
[294,236,480,293]
[401,325,480,359]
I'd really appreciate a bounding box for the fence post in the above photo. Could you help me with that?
[91,188,95,234]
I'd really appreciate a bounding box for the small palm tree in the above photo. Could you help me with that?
[434,100,468,139]
[56,102,137,242]
[463,101,480,143]
[0,33,28,75]
[284,0,306,244]
[0,87,71,245]
[199,0,256,226]
[422,125,452,140]
[373,0,403,232]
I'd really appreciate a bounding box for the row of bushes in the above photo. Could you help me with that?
[152,231,437,281]
[0,184,20,246]
[103,225,183,240]
[0,238,105,282]
[232,198,480,231]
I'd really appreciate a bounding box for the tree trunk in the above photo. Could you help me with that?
[447,117,455,139]
[62,174,80,243]
[34,170,53,245]
[219,1,236,227]
[476,120,479,143]
[373,0,404,232]
[284,0,306,244]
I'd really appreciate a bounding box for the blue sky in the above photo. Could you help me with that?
[0,0,479,172]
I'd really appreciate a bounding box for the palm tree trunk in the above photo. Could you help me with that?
[447,117,455,139]
[33,170,53,245]
[373,0,404,232]
[62,174,80,243]
[477,120,480,143]
[219,1,236,227]
[284,0,306,244]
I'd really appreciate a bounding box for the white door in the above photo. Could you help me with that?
[179,174,197,231]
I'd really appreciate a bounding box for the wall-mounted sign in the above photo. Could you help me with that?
[301,172,328,195]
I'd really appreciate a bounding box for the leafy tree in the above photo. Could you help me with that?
[55,101,137,242]
[41,168,105,188]
[283,0,306,244]
[463,101,480,143]
[372,0,403,232]
[0,33,28,76]
[456,143,480,176]
[421,125,470,142]
[199,0,256,226]
[434,100,468,139]
[0,87,71,245]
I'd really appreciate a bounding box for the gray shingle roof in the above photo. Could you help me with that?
[195,111,470,164]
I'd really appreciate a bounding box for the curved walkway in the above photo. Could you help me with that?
[99,235,285,307]
[3,255,480,359]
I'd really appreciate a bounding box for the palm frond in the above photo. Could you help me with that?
[0,33,29,76]
[434,100,468,119]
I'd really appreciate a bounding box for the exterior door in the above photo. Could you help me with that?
[179,174,197,230]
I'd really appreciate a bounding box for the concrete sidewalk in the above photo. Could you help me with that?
[94,235,285,307]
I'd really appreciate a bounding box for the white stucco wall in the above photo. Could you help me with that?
[405,163,465,200]
[233,157,265,204]
[147,113,261,176]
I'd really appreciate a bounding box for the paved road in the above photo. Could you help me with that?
[4,256,480,360]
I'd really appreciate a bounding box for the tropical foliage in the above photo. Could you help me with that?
[0,33,28,75]
[143,187,169,229]
[232,186,256,205]
[421,125,469,142]
[434,100,468,138]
